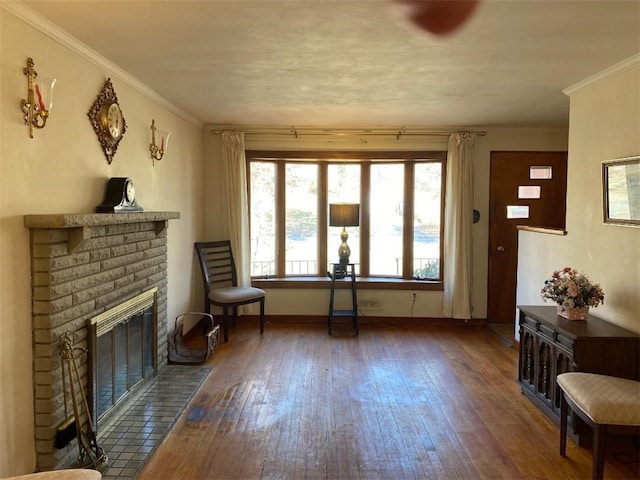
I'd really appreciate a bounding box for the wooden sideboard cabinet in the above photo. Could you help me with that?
[518,305,639,444]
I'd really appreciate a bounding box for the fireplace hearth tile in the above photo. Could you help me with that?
[97,364,211,480]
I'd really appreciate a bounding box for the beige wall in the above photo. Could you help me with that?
[203,127,568,319]
[517,60,640,335]
[0,9,204,476]
[8,4,635,477]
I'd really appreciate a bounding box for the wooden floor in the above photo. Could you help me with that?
[138,322,639,479]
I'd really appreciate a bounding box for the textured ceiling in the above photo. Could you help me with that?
[15,0,640,128]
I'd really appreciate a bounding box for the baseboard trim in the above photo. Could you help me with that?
[238,315,487,327]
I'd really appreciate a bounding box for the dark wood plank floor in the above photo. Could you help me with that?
[138,322,639,479]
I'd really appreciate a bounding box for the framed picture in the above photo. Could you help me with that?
[602,155,640,227]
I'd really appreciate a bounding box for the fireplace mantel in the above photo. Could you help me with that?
[25,211,180,252]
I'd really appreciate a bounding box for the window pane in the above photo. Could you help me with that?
[328,164,360,268]
[370,164,404,276]
[285,164,318,274]
[506,205,529,219]
[414,163,442,279]
[250,162,276,276]
[530,166,553,179]
[518,185,541,199]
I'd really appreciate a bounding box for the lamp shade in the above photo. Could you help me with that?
[35,77,56,111]
[157,129,171,151]
[329,203,360,227]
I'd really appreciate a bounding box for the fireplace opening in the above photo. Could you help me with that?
[88,288,158,430]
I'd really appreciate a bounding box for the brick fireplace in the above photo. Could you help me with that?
[24,211,179,471]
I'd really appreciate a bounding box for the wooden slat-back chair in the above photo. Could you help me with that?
[195,241,266,342]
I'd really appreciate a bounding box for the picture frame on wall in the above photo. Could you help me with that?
[602,155,640,227]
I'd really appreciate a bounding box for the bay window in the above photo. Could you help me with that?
[247,151,446,284]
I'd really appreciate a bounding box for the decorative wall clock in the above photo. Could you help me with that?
[88,78,126,164]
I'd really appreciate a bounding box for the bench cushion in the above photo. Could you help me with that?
[557,372,640,426]
[2,470,101,480]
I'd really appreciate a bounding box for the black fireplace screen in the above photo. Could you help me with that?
[89,288,158,429]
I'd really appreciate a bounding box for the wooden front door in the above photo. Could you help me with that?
[487,151,567,323]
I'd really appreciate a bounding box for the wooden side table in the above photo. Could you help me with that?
[328,263,359,336]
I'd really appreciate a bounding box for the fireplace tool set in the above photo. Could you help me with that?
[57,332,107,470]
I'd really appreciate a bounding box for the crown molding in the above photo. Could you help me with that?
[2,2,202,128]
[563,53,640,97]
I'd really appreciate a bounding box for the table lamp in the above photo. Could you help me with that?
[329,203,360,268]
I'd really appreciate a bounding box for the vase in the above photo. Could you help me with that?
[557,305,589,320]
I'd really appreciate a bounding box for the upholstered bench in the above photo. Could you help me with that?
[557,372,640,480]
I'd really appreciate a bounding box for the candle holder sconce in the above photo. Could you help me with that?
[150,119,170,165]
[20,57,56,138]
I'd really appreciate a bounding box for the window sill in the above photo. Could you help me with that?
[252,276,443,291]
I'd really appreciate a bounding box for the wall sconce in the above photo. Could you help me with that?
[150,119,170,165]
[20,57,56,138]
[329,203,360,268]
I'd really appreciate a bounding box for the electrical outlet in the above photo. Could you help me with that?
[358,299,383,311]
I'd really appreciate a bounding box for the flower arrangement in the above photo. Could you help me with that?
[540,267,605,309]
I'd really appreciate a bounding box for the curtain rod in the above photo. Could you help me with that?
[210,125,486,139]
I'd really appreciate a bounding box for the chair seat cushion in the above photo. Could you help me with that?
[209,286,265,304]
[557,372,640,426]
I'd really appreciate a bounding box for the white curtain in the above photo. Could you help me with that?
[221,130,251,288]
[442,132,475,319]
